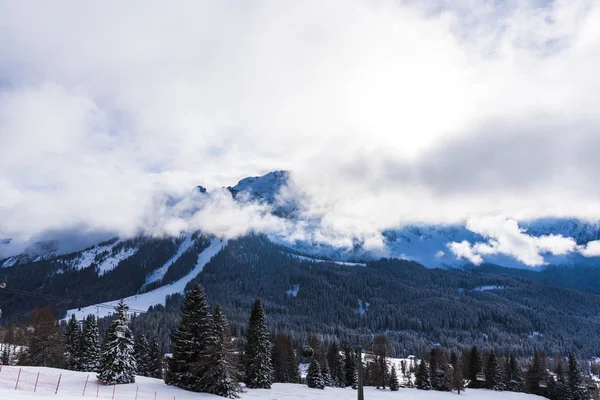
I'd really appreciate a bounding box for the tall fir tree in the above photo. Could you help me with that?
[307,358,325,389]
[567,353,588,400]
[133,333,150,377]
[97,300,136,384]
[321,359,333,387]
[548,359,568,400]
[504,354,524,392]
[195,304,242,398]
[484,351,502,391]
[327,342,345,387]
[165,284,213,390]
[526,352,548,397]
[415,360,432,390]
[147,338,163,379]
[272,333,299,383]
[80,314,100,372]
[64,314,82,370]
[389,365,400,391]
[21,307,65,368]
[244,299,273,389]
[467,346,482,388]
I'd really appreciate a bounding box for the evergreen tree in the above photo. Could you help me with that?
[343,344,357,388]
[504,354,524,392]
[415,360,432,390]
[1,347,10,365]
[431,348,452,391]
[429,348,440,390]
[374,335,389,389]
[526,352,548,397]
[321,359,333,387]
[195,304,242,398]
[80,315,100,372]
[133,333,150,377]
[484,351,502,390]
[389,365,400,391]
[567,353,588,400]
[22,307,65,368]
[450,352,465,394]
[147,338,163,379]
[244,299,273,389]
[165,284,213,390]
[327,342,345,387]
[548,360,568,400]
[64,314,82,370]
[307,358,325,389]
[467,346,482,388]
[272,333,299,383]
[97,300,136,384]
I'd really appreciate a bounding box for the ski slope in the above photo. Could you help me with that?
[143,234,195,287]
[0,366,543,400]
[65,239,227,320]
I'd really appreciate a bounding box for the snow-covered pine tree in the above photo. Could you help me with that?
[504,354,523,392]
[133,333,150,377]
[65,314,82,370]
[415,360,432,390]
[165,284,213,390]
[307,358,325,389]
[244,299,273,389]
[1,346,10,365]
[97,300,136,384]
[195,304,242,398]
[484,351,502,390]
[567,353,589,400]
[147,338,163,379]
[80,314,101,372]
[389,365,400,391]
[321,359,333,387]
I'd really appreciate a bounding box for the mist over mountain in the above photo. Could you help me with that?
[3,170,600,271]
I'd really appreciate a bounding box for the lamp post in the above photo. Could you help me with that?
[356,347,364,400]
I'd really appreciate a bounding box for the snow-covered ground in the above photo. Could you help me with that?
[0,366,543,400]
[287,253,366,267]
[65,239,227,320]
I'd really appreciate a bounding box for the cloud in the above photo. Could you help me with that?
[0,1,600,254]
[580,240,600,257]
[448,217,585,266]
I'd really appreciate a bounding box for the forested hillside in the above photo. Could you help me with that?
[3,234,600,358]
[129,235,600,358]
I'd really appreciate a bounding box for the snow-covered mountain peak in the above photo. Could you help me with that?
[228,170,290,204]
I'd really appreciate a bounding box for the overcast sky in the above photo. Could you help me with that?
[1,0,599,261]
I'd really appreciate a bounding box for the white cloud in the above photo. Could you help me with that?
[580,240,600,257]
[448,241,484,265]
[0,1,600,252]
[448,217,584,266]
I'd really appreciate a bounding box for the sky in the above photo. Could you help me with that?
[1,0,600,264]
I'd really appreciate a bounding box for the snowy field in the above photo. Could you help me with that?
[0,366,543,400]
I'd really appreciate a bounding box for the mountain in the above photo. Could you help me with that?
[3,170,600,270]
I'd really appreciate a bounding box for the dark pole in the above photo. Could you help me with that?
[356,347,364,400]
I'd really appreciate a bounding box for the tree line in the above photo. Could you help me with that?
[1,282,598,400]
